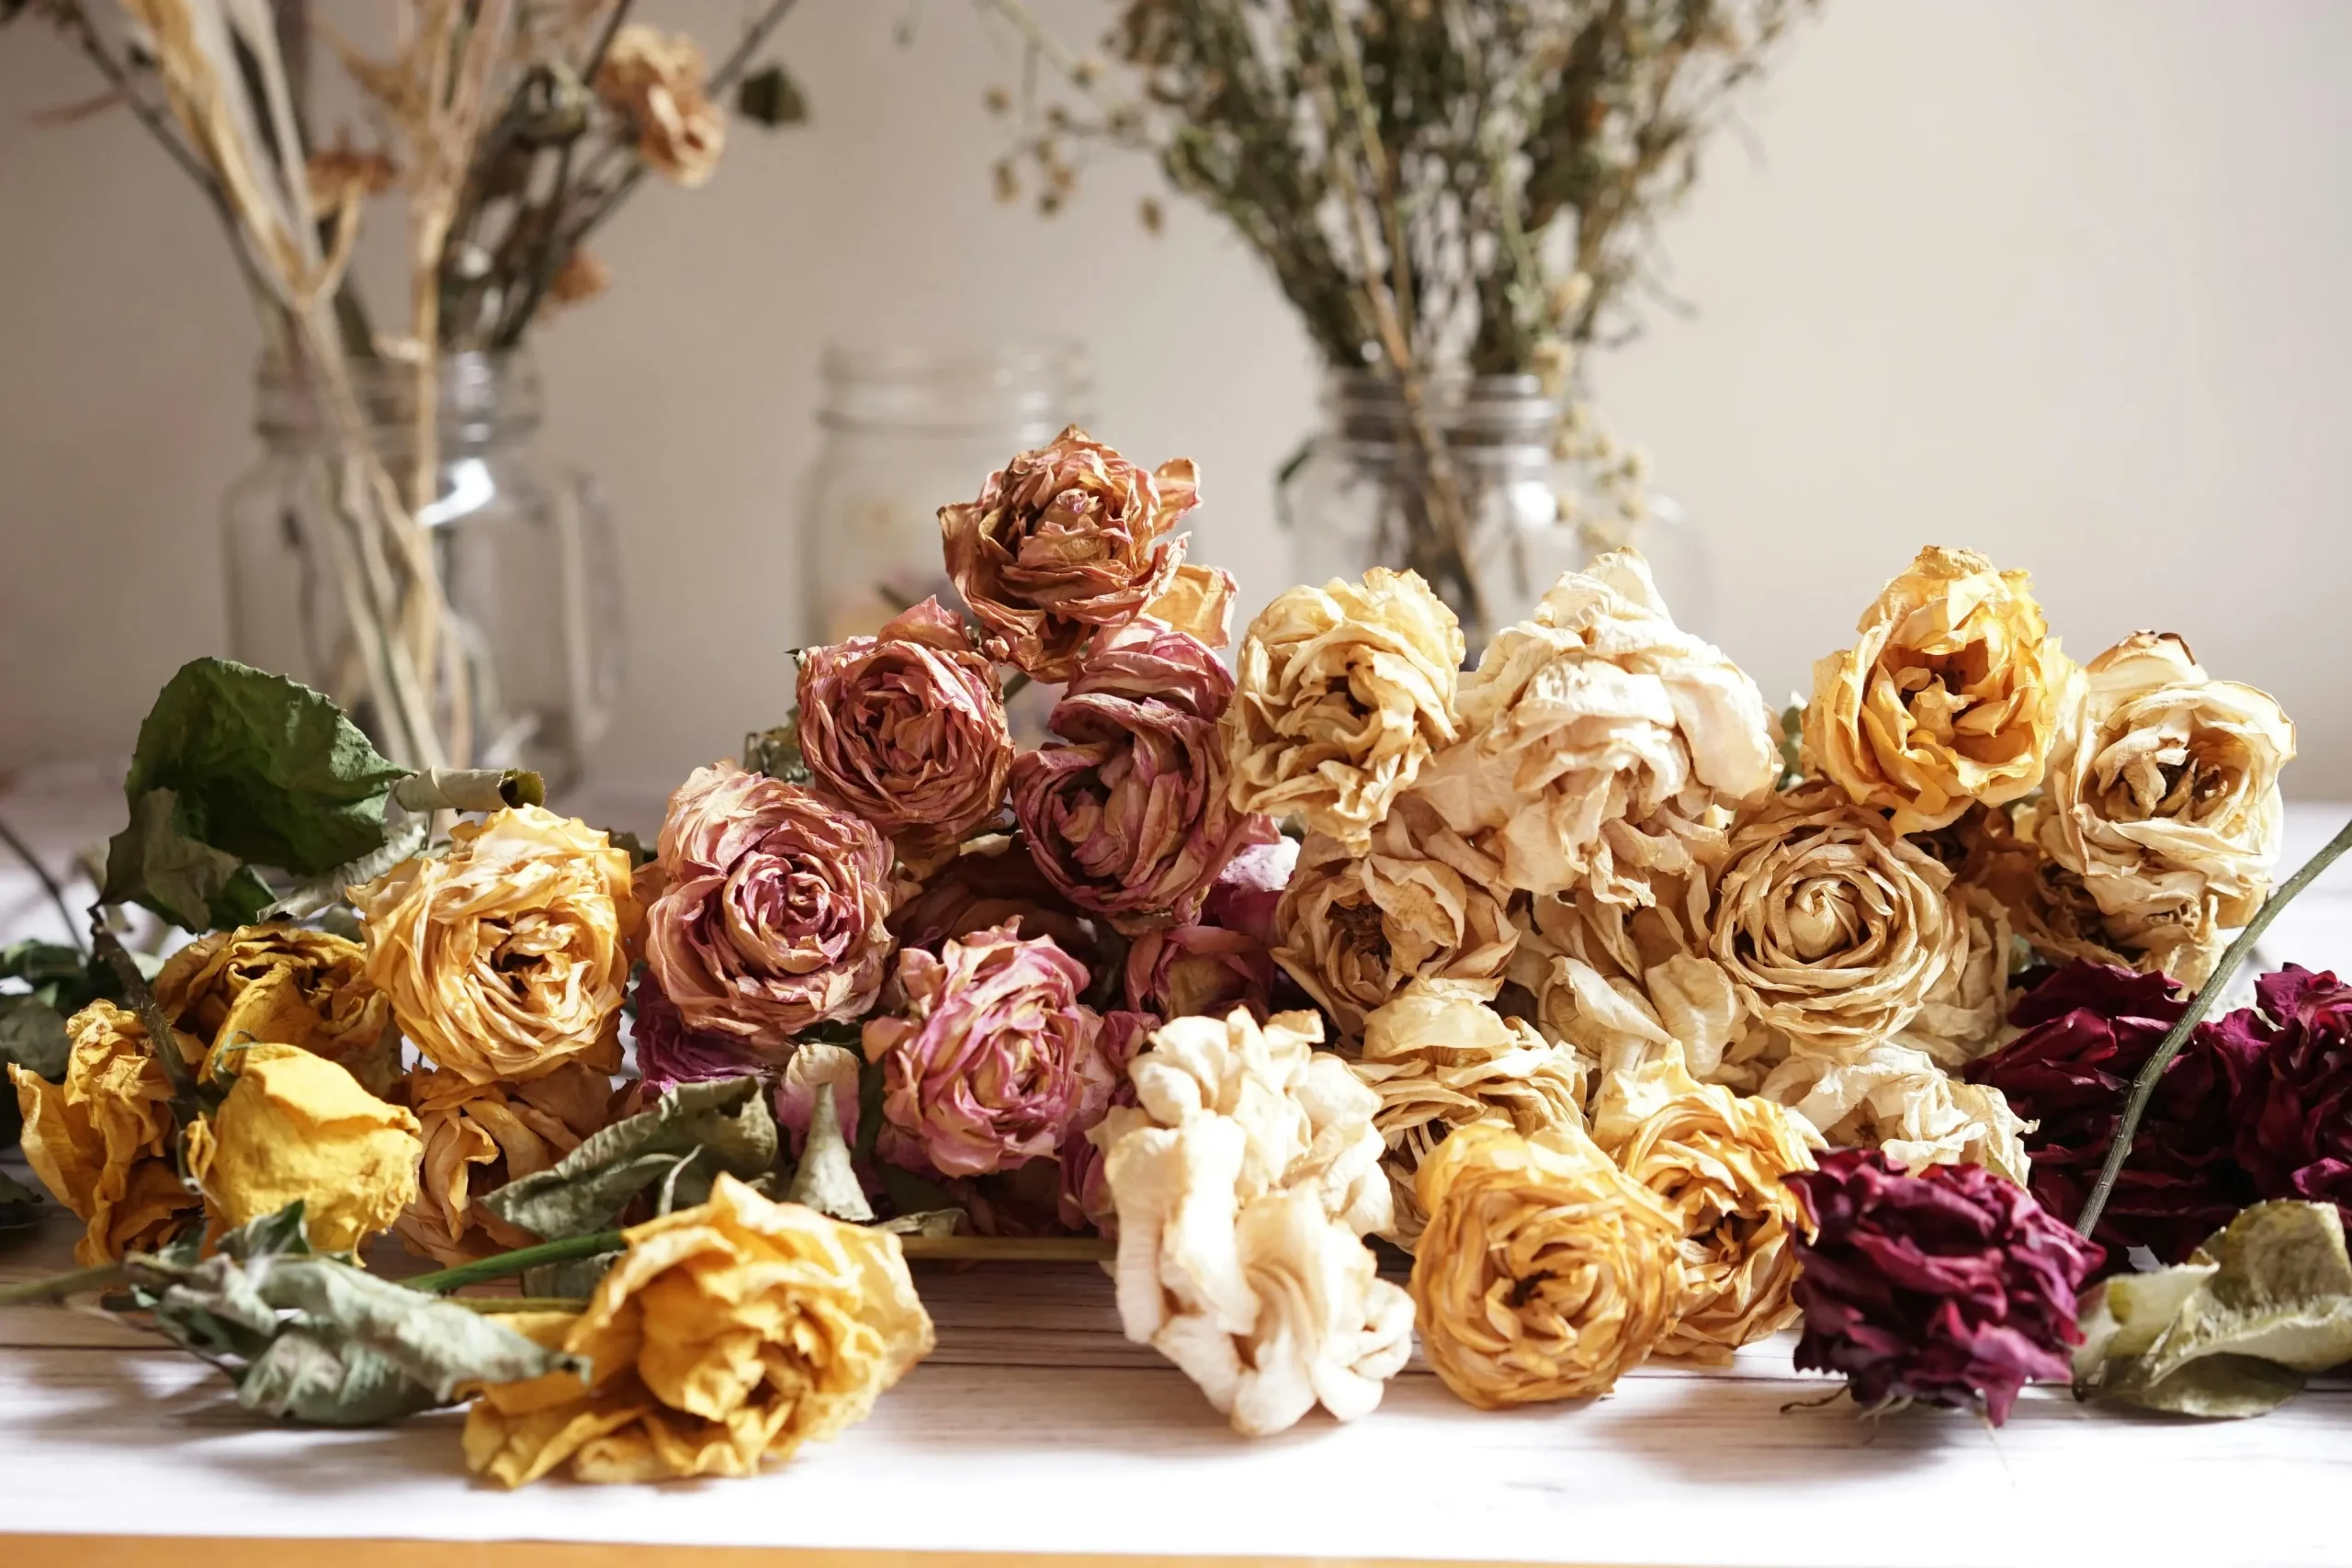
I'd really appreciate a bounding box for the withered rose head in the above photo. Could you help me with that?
[594,26,726,188]
[629,974,765,1097]
[1804,546,2075,834]
[643,761,894,1057]
[939,425,1196,682]
[862,923,1110,1179]
[2207,965,2352,1228]
[1785,1149,2102,1425]
[1201,836,1299,947]
[1057,1008,1156,1233]
[1124,923,1274,1021]
[797,596,1012,860]
[1012,621,1275,932]
[886,832,1102,971]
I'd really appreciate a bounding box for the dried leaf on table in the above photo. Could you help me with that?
[783,1060,873,1223]
[481,1075,777,1241]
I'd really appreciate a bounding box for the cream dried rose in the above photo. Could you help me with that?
[1758,1039,2030,1186]
[1223,568,1462,850]
[1890,883,2014,1068]
[353,807,639,1085]
[1805,546,2075,833]
[594,26,725,187]
[2026,631,2294,986]
[1413,550,1778,898]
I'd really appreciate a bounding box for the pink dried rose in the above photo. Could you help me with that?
[1011,621,1277,933]
[2207,965,2352,1226]
[629,975,764,1096]
[1786,1149,2104,1425]
[796,597,1013,860]
[1963,962,2248,1266]
[939,425,1198,682]
[642,761,895,1058]
[885,832,1103,972]
[1058,1009,1157,1232]
[1124,924,1273,1020]
[862,923,1111,1178]
[1200,836,1298,947]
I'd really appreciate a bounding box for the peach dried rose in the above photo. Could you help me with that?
[396,1060,614,1266]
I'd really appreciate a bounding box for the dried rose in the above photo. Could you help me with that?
[1056,1009,1156,1232]
[1963,962,2243,1266]
[862,924,1108,1178]
[152,923,398,1097]
[1409,1122,1687,1407]
[183,1042,422,1254]
[2026,632,2294,987]
[1785,1149,2102,1424]
[8,1000,201,1264]
[796,596,1012,861]
[628,975,763,1097]
[1223,568,1463,850]
[1413,550,1778,898]
[352,807,639,1085]
[396,1060,613,1265]
[939,425,1196,682]
[642,761,893,1058]
[1272,797,1518,1038]
[2207,966,2352,1226]
[1758,1040,2030,1185]
[464,1175,933,1485]
[1124,923,1272,1020]
[1012,621,1274,931]
[1143,562,1238,649]
[594,26,726,188]
[1201,835,1298,946]
[1804,546,2076,834]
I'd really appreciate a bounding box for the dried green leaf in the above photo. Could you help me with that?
[2075,1201,2352,1418]
[0,1168,40,1230]
[736,63,808,128]
[102,787,276,931]
[481,1075,777,1241]
[876,1208,966,1237]
[262,819,429,922]
[389,768,544,814]
[784,1071,872,1222]
[0,993,69,1081]
[743,718,811,784]
[125,1203,585,1426]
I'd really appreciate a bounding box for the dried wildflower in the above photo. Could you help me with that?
[1222,568,1463,849]
[1343,979,1587,1247]
[302,139,396,209]
[2026,632,2294,987]
[642,761,893,1057]
[546,247,609,307]
[1011,621,1275,931]
[628,975,763,1097]
[594,26,726,188]
[1409,1122,1686,1407]
[184,1042,422,1254]
[1124,923,1273,1020]
[939,425,1196,682]
[1759,1040,2030,1185]
[9,999,200,1265]
[353,806,639,1085]
[1785,1149,2102,1424]
[464,1175,933,1485]
[2208,966,2352,1224]
[1964,962,2242,1265]
[153,923,398,1097]
[1413,550,1778,897]
[1201,835,1297,946]
[397,1060,614,1266]
[1272,799,1519,1038]
[862,924,1108,1179]
[1092,1008,1408,1433]
[796,596,1012,862]
[1589,1049,1817,1360]
[1804,547,2075,834]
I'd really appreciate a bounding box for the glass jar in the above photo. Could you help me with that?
[802,343,1093,645]
[220,351,623,790]
[1279,370,1715,650]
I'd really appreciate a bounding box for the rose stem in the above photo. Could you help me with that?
[403,1232,627,1293]
[448,1295,590,1314]
[2075,810,2352,1238]
[0,1260,126,1306]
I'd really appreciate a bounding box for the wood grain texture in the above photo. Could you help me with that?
[1,1540,1589,1568]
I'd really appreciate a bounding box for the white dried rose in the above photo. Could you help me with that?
[1758,1040,2030,1186]
[1412,549,1778,898]
[1094,1008,1410,1435]
[1340,979,1589,1247]
[2027,631,2295,986]
[1889,884,2015,1068]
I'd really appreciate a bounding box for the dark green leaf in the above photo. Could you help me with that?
[742,720,811,784]
[481,1075,777,1241]
[0,994,70,1079]
[735,63,808,128]
[101,787,276,931]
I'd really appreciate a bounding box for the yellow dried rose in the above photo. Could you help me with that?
[594,26,725,187]
[1589,1048,1817,1362]
[396,1058,615,1266]
[2024,631,2295,986]
[1410,1121,1685,1407]
[1804,546,2075,833]
[1342,979,1588,1247]
[1271,798,1517,1038]
[463,1174,934,1485]
[352,806,639,1085]
[9,1000,201,1265]
[153,924,398,1096]
[184,1042,423,1253]
[1223,568,1462,850]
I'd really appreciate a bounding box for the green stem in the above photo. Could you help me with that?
[0,1260,126,1307]
[2075,811,2352,1239]
[448,1295,590,1314]
[403,1231,625,1293]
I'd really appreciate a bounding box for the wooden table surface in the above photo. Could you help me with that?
[5,769,2351,1567]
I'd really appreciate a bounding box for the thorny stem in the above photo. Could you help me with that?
[0,814,85,956]
[2075,811,2352,1239]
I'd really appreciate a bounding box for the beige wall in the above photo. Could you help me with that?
[3,0,2347,793]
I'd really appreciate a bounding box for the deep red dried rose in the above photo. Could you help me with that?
[1785,1149,2103,1425]
[2205,965,2352,1226]
[1964,961,2250,1266]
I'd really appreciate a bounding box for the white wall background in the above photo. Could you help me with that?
[2,0,2346,793]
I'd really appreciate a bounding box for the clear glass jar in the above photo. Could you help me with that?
[1279,370,1715,650]
[802,343,1093,644]
[220,351,623,790]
